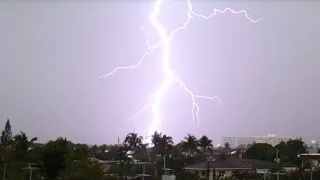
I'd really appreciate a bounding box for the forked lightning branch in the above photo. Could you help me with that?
[100,0,262,138]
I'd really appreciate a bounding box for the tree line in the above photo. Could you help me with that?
[0,119,319,180]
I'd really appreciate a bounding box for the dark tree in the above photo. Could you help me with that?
[151,132,174,178]
[70,144,90,161]
[182,134,198,156]
[224,142,231,153]
[12,131,37,160]
[245,143,275,161]
[198,135,213,155]
[123,132,143,150]
[61,159,104,180]
[276,138,307,165]
[42,137,69,180]
[116,145,131,180]
[0,119,12,147]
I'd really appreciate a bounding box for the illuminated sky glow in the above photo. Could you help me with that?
[1,1,319,144]
[100,0,262,141]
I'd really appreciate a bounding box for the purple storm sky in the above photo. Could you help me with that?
[0,1,319,145]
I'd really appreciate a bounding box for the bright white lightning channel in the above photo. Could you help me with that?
[100,0,262,137]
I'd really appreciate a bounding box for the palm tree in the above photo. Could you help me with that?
[197,136,214,180]
[224,142,231,153]
[151,132,174,178]
[182,134,198,157]
[124,133,143,150]
[153,133,173,156]
[133,143,149,162]
[116,145,131,180]
[198,135,213,156]
[151,131,162,148]
[13,131,37,150]
[13,131,37,160]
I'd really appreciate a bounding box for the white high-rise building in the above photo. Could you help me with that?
[221,137,256,148]
[221,134,292,148]
[310,140,319,149]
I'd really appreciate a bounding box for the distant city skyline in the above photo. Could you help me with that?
[220,134,293,148]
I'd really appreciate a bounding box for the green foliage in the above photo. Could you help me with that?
[182,134,198,156]
[61,159,104,180]
[151,132,173,156]
[275,138,307,165]
[0,120,314,180]
[124,133,143,149]
[42,137,69,179]
[70,144,89,161]
[244,143,275,161]
[6,161,29,180]
[0,119,12,147]
[12,131,37,160]
[198,135,213,155]
[0,146,10,163]
[176,170,200,180]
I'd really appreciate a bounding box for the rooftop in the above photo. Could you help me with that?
[183,157,279,171]
[298,153,320,160]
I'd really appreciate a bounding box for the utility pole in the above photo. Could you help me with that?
[307,152,316,180]
[206,158,210,180]
[136,162,150,180]
[275,149,280,180]
[3,163,7,180]
[28,163,32,180]
[142,163,145,180]
[240,148,245,159]
[23,163,39,180]
[104,150,109,163]
[24,147,39,180]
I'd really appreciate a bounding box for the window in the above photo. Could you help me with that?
[200,171,206,177]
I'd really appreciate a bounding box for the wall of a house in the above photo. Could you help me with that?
[301,159,320,167]
[197,170,233,180]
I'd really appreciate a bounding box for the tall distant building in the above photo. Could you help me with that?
[220,137,256,148]
[258,134,292,146]
[310,140,320,149]
[221,134,292,148]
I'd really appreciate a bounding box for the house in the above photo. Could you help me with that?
[298,153,320,167]
[88,157,151,174]
[89,157,119,173]
[183,157,279,179]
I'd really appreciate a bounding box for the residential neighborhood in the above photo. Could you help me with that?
[1,119,319,180]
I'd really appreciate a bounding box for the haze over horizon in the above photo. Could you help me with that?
[0,1,319,145]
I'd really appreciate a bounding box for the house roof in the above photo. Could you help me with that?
[183,158,278,170]
[298,153,320,160]
[89,157,119,164]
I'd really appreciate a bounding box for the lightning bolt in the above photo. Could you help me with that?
[100,0,262,139]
